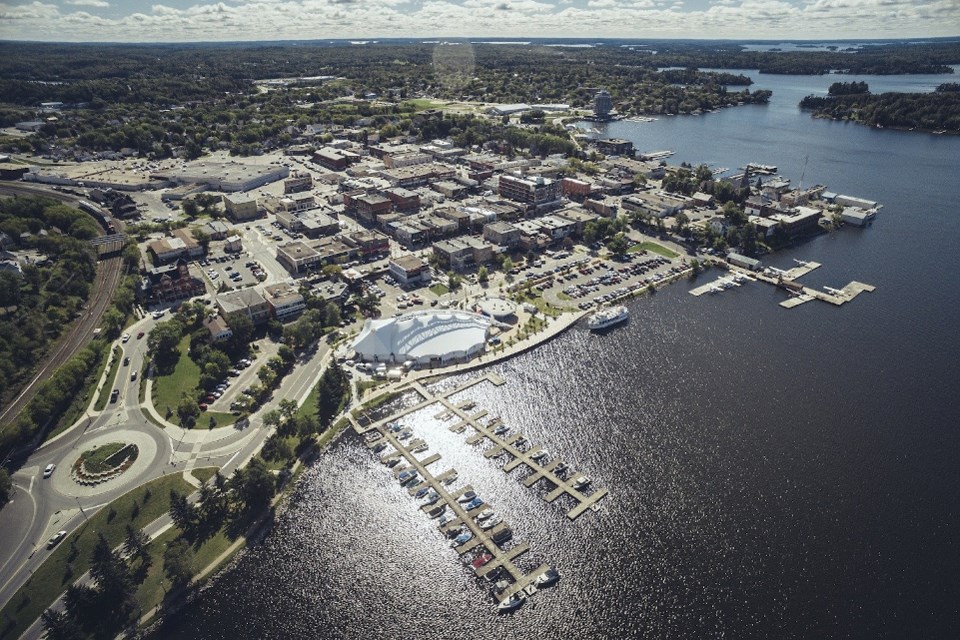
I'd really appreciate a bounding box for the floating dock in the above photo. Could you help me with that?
[365,424,551,604]
[693,259,875,310]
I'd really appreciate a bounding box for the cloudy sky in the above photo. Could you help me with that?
[1,0,958,43]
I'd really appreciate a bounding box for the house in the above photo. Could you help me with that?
[204,315,233,342]
[204,220,230,240]
[388,255,431,287]
[224,235,243,253]
[172,228,203,258]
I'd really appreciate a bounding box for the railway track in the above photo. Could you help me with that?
[0,182,126,429]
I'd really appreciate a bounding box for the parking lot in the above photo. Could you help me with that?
[198,253,266,289]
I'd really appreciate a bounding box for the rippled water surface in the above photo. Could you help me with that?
[155,71,960,639]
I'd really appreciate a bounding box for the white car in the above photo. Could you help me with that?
[121,333,130,343]
[43,463,55,478]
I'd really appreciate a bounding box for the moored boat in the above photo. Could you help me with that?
[457,490,477,503]
[492,528,513,545]
[472,553,493,569]
[497,593,524,613]
[427,503,446,518]
[476,508,495,521]
[464,497,484,510]
[535,567,560,588]
[587,305,629,331]
[572,475,591,490]
[480,515,502,530]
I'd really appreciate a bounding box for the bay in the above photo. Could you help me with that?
[154,70,960,640]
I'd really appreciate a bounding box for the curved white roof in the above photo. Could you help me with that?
[352,310,492,364]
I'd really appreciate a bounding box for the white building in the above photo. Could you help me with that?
[351,311,492,367]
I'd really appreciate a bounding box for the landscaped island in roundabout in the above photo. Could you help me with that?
[72,442,139,486]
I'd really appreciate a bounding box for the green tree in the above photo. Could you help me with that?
[230,457,275,516]
[148,320,183,368]
[168,489,194,530]
[477,265,489,284]
[163,538,193,586]
[606,232,629,257]
[316,362,349,428]
[177,392,200,426]
[0,468,13,507]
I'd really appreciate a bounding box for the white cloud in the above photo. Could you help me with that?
[0,0,958,41]
[65,0,109,7]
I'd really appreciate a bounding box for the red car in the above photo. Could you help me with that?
[137,331,144,339]
[198,403,208,411]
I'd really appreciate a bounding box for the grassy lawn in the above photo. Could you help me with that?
[429,283,449,296]
[43,341,112,442]
[133,525,238,619]
[629,241,679,259]
[556,291,573,301]
[94,346,122,412]
[152,336,199,424]
[401,98,443,111]
[351,390,402,416]
[356,378,387,400]
[191,467,219,485]
[202,410,239,429]
[0,474,193,640]
[79,442,127,473]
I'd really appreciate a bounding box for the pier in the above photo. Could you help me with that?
[366,424,552,604]
[691,259,875,310]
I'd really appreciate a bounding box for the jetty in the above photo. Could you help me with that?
[364,421,552,605]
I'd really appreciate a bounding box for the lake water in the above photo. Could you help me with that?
[154,71,960,639]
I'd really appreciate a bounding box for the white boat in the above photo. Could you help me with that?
[497,594,525,613]
[476,508,495,521]
[572,476,591,490]
[480,515,502,530]
[535,567,560,587]
[587,305,629,331]
[530,449,549,461]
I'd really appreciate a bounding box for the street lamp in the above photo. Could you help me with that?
[75,496,88,522]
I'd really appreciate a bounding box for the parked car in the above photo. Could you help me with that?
[121,333,130,343]
[137,331,145,339]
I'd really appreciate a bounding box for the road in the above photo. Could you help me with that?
[0,181,126,429]
[0,309,336,634]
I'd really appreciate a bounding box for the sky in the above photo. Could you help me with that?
[0,0,958,43]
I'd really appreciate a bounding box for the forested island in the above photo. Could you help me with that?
[799,82,960,133]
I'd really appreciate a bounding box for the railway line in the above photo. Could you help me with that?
[0,182,126,431]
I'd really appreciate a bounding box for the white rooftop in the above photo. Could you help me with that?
[351,310,492,365]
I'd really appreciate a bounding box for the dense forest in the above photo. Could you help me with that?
[0,197,99,408]
[799,82,960,132]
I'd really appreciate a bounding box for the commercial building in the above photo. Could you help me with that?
[313,148,348,171]
[138,259,205,302]
[498,174,561,210]
[283,170,313,194]
[162,162,288,192]
[385,187,420,213]
[728,252,762,271]
[216,288,271,325]
[388,255,431,287]
[483,221,521,247]
[433,237,494,271]
[222,193,260,222]
[595,138,634,156]
[263,282,306,321]
[276,241,322,274]
[204,315,233,343]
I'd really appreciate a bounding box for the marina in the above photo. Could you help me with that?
[360,413,555,607]
[690,258,875,309]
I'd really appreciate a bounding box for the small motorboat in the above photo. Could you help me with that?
[386,458,400,467]
[411,443,428,454]
[414,486,431,499]
[427,503,446,518]
[530,449,549,461]
[441,473,457,485]
[492,528,512,545]
[372,441,387,453]
[497,594,524,613]
[464,497,484,511]
[572,476,591,490]
[480,515,502,530]
[535,567,560,588]
[457,490,477,503]
[365,432,382,443]
[398,470,418,484]
[438,513,455,526]
[554,462,568,475]
[387,421,402,432]
[476,508,495,521]
[472,553,493,569]
[423,491,441,506]
[398,430,413,441]
[493,424,509,436]
[452,531,473,546]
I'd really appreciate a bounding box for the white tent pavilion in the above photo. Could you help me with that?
[351,310,493,366]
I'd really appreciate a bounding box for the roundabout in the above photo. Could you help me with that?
[72,441,139,485]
